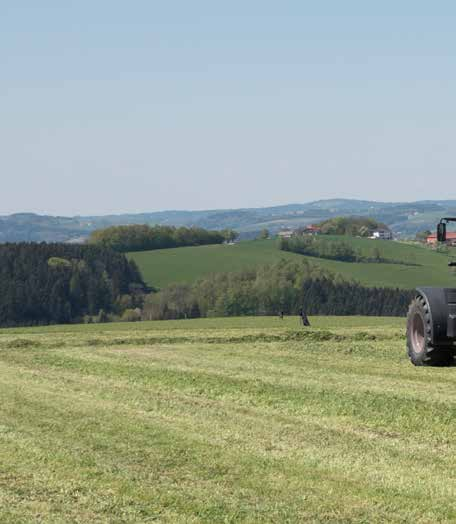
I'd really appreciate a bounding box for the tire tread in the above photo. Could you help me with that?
[406,296,454,367]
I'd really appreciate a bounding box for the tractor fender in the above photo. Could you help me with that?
[416,287,456,345]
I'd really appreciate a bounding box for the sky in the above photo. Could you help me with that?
[1,1,455,216]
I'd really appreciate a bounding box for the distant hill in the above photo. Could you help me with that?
[128,237,456,291]
[2,199,456,243]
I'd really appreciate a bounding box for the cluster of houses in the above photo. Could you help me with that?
[277,225,393,240]
[277,224,321,239]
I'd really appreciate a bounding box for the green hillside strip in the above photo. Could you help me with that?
[129,238,456,290]
[129,239,300,288]
[2,317,456,522]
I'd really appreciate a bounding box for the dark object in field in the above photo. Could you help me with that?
[299,308,310,327]
[279,311,284,320]
[406,217,456,366]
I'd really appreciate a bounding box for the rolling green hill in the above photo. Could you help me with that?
[129,238,456,290]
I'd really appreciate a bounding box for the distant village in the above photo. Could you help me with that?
[277,225,393,240]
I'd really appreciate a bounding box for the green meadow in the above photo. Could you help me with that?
[2,316,456,522]
[129,238,456,290]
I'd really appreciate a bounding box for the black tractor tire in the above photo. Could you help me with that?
[406,296,454,366]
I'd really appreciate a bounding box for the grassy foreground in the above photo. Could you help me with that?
[2,316,456,522]
[129,238,456,290]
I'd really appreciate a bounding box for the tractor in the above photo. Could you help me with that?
[407,218,456,366]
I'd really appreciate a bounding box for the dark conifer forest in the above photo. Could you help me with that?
[0,243,146,327]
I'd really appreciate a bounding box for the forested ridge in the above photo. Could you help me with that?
[0,244,145,327]
[89,224,236,252]
[143,259,413,320]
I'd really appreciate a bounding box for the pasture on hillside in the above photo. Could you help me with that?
[2,316,456,522]
[129,238,456,290]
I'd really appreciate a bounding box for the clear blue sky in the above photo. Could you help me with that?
[1,1,455,215]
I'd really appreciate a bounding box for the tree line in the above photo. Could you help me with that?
[143,259,413,320]
[281,236,365,262]
[0,243,146,327]
[89,224,238,252]
[279,236,414,264]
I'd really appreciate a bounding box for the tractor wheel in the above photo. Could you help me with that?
[406,296,454,366]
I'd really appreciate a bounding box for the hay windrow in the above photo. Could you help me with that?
[19,329,401,350]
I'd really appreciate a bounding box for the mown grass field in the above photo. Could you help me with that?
[3,316,456,522]
[129,238,456,290]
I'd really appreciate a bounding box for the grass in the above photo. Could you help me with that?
[128,238,456,290]
[3,316,456,522]
[128,239,300,289]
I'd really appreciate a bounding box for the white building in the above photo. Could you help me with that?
[371,229,392,240]
[277,230,294,239]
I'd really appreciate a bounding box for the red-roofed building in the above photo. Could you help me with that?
[427,232,456,245]
[303,224,321,235]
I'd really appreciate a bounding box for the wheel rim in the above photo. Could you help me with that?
[411,313,425,354]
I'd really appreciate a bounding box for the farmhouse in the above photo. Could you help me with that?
[427,232,456,246]
[277,229,294,239]
[303,224,321,235]
[371,229,392,240]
